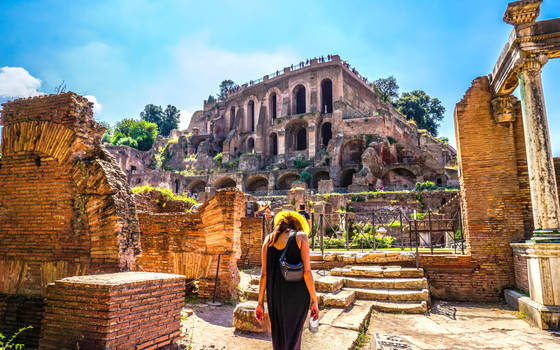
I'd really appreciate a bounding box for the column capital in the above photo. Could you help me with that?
[503,0,542,27]
[491,95,518,124]
[517,54,549,73]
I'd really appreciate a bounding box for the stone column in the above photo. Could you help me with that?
[277,130,286,155]
[307,124,316,159]
[517,55,560,240]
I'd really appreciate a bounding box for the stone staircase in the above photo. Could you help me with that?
[235,251,430,349]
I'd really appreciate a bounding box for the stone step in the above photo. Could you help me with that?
[315,275,344,293]
[244,285,259,301]
[369,300,427,314]
[318,289,356,309]
[345,287,430,302]
[331,265,424,278]
[233,301,271,333]
[301,301,374,350]
[342,276,428,290]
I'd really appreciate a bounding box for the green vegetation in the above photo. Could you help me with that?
[218,79,235,101]
[373,76,399,103]
[351,195,365,202]
[294,158,310,169]
[395,90,445,136]
[387,136,397,145]
[213,152,223,167]
[0,325,33,350]
[223,156,240,169]
[140,104,180,137]
[439,137,449,145]
[415,180,436,192]
[132,185,197,206]
[300,171,312,185]
[107,118,159,151]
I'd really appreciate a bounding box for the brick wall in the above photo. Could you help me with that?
[39,272,184,350]
[0,93,141,296]
[239,217,264,267]
[136,189,244,299]
[0,93,141,345]
[513,253,529,293]
[448,76,533,301]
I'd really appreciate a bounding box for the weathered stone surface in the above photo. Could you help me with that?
[315,275,343,293]
[233,301,271,333]
[322,290,355,308]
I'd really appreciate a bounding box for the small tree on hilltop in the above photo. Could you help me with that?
[373,76,399,104]
[140,104,163,127]
[218,79,235,101]
[162,105,180,136]
[395,90,445,136]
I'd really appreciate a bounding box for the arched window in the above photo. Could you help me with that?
[293,85,306,114]
[248,101,255,132]
[321,79,333,114]
[247,138,255,153]
[296,127,307,151]
[230,106,236,129]
[321,122,332,148]
[270,133,278,155]
[269,93,277,122]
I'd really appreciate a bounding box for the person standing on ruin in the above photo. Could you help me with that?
[255,211,319,350]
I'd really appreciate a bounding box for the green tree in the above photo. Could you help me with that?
[395,90,445,136]
[373,76,399,103]
[161,105,180,136]
[140,104,164,127]
[111,118,159,151]
[207,95,215,103]
[218,79,235,101]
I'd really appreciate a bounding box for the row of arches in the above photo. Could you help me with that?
[227,78,334,133]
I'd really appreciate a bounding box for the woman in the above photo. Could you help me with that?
[255,211,319,350]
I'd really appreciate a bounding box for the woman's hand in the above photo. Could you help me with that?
[255,302,264,323]
[310,300,319,321]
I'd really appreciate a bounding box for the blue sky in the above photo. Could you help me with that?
[1,0,559,155]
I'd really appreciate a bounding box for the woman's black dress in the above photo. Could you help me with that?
[266,233,310,350]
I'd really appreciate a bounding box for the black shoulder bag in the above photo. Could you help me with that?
[279,231,304,282]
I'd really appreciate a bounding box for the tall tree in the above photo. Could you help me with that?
[373,76,399,104]
[395,90,445,136]
[111,118,159,151]
[218,79,235,101]
[161,105,180,136]
[140,104,163,126]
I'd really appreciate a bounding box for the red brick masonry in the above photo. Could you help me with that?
[39,272,185,350]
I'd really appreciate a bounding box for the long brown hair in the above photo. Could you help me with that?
[268,217,303,246]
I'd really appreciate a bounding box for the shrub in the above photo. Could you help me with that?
[110,118,159,151]
[213,152,223,167]
[132,185,197,206]
[387,136,397,145]
[0,325,33,350]
[290,199,296,206]
[323,193,331,201]
[387,220,401,228]
[116,136,138,148]
[294,158,310,169]
[415,180,436,192]
[300,171,312,185]
[351,195,365,202]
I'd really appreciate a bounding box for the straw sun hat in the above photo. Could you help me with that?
[273,210,311,235]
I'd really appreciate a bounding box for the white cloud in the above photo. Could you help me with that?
[84,95,103,114]
[0,67,44,98]
[179,110,192,130]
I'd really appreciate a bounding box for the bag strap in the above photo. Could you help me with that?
[279,231,296,262]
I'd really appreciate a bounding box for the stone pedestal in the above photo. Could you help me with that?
[318,179,334,194]
[510,242,560,329]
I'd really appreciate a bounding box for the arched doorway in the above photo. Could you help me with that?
[247,138,255,153]
[230,106,236,129]
[296,128,307,151]
[277,173,301,190]
[341,169,357,187]
[187,180,207,195]
[245,176,269,192]
[321,79,333,114]
[381,168,416,189]
[293,85,306,114]
[247,101,255,132]
[215,177,237,189]
[321,122,332,148]
[269,93,277,122]
[312,171,330,189]
[270,133,278,155]
[342,140,365,166]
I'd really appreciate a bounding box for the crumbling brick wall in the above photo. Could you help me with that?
[425,76,533,301]
[0,93,141,344]
[136,189,244,299]
[239,217,264,267]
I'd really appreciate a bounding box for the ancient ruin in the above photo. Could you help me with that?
[107,55,458,196]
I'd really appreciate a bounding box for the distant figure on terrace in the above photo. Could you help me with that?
[255,211,318,350]
[297,203,310,225]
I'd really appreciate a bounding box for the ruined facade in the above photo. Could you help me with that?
[108,55,457,195]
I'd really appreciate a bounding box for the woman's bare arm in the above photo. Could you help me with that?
[298,233,318,304]
[257,235,269,306]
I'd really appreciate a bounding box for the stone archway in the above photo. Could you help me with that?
[312,171,330,189]
[245,175,269,193]
[215,177,237,189]
[277,173,301,190]
[0,93,141,296]
[187,179,207,195]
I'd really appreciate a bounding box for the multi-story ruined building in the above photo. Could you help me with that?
[108,55,457,195]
